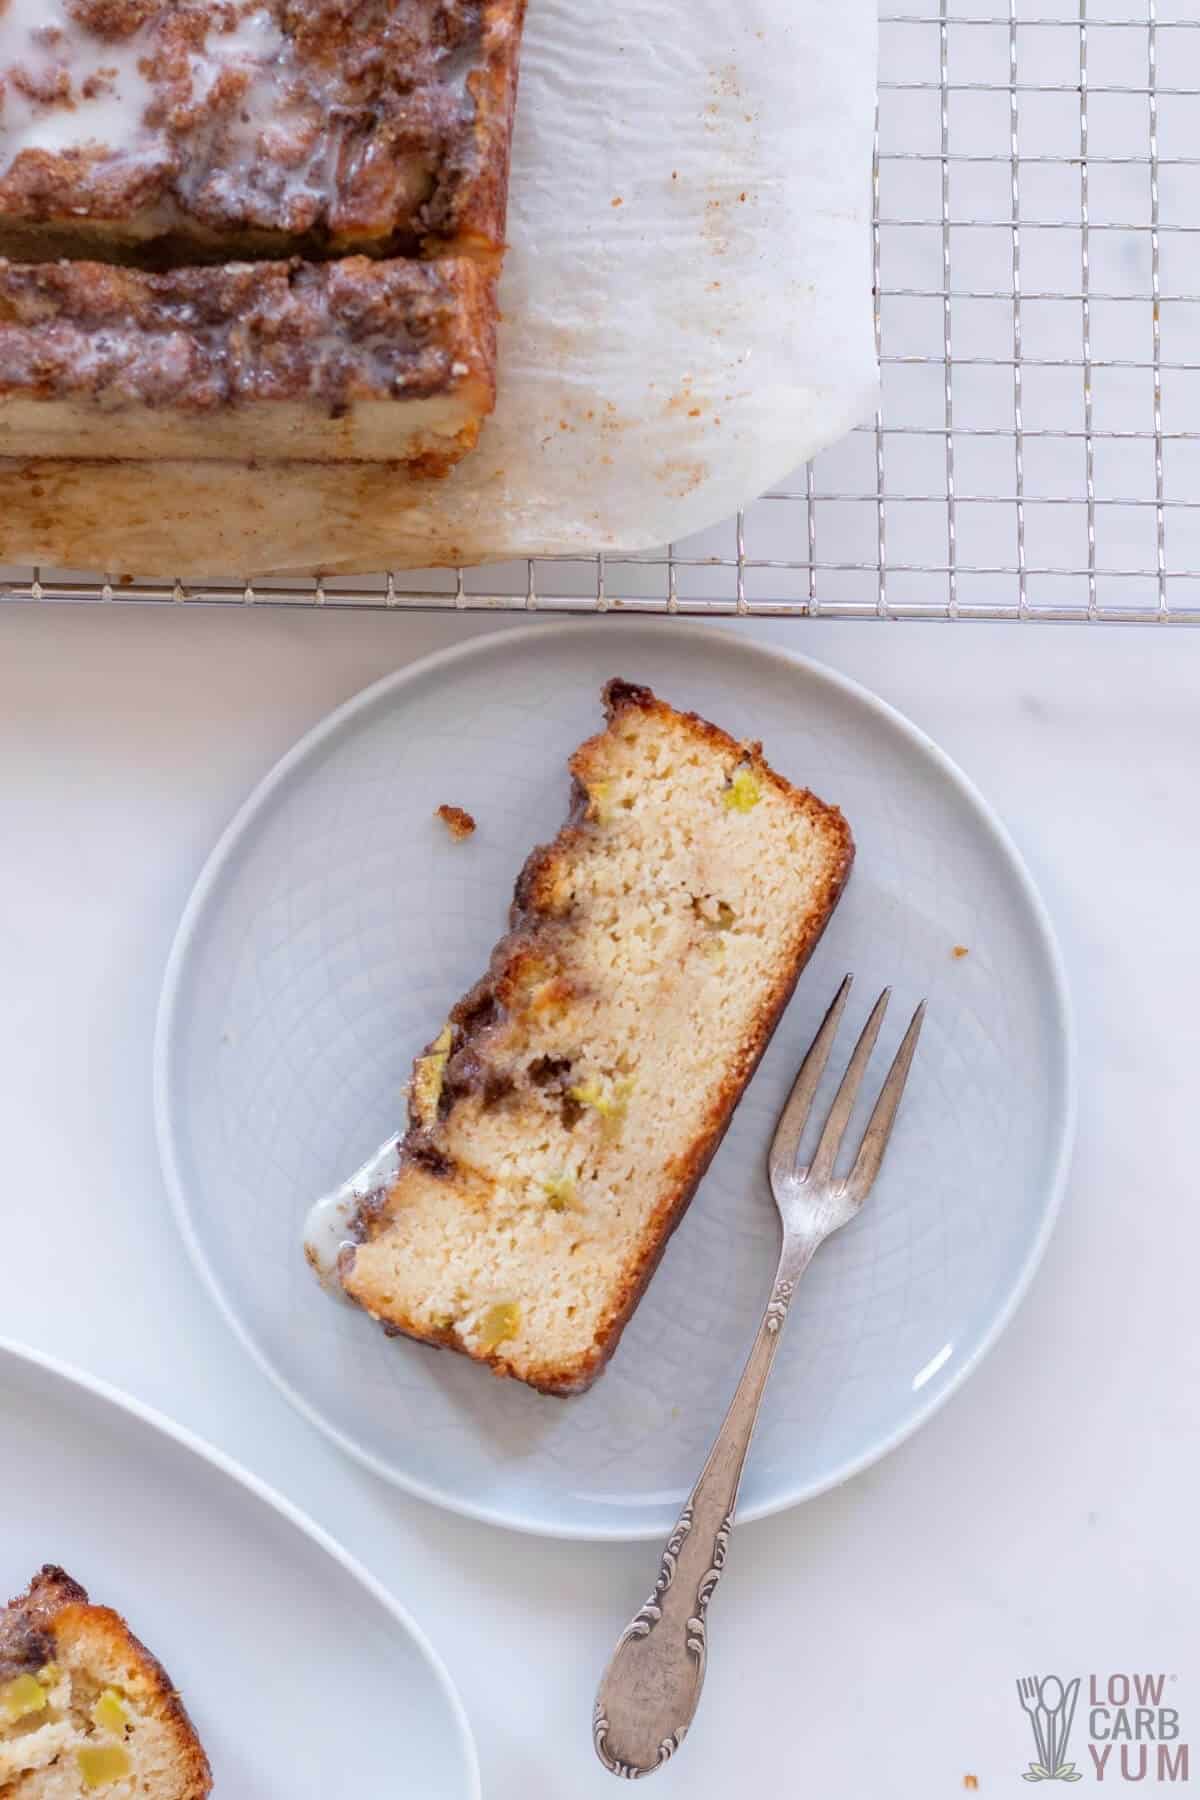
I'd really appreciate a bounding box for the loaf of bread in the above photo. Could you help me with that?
[0,1566,211,1797]
[0,0,526,467]
[329,680,854,1396]
[0,0,526,265]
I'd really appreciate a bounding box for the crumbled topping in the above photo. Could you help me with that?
[436,803,476,840]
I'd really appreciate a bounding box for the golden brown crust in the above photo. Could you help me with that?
[1,1566,212,1798]
[0,0,529,264]
[51,1613,212,1800]
[345,680,854,1395]
[426,0,528,259]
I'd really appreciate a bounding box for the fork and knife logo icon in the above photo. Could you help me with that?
[1017,1675,1083,1782]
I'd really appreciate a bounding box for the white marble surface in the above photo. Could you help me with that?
[2,604,1197,1797]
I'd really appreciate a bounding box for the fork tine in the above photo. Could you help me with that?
[806,988,891,1185]
[768,975,853,1183]
[845,1002,926,1199]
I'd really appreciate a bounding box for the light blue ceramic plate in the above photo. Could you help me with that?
[156,623,1074,1540]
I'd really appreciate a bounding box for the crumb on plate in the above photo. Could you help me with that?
[437,804,477,841]
[963,1777,979,1791]
[953,944,969,959]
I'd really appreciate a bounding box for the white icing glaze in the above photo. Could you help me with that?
[0,1,157,159]
[186,5,282,108]
[179,4,314,206]
[303,1134,401,1298]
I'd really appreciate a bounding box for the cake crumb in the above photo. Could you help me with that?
[437,804,476,841]
[963,1778,979,1791]
[952,944,969,959]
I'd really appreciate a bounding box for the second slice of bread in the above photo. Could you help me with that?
[336,679,854,1395]
[0,1566,211,1798]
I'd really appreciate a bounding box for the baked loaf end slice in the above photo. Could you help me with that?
[0,1566,211,1798]
[0,254,495,466]
[337,679,854,1396]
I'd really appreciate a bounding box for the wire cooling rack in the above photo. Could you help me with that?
[4,1,1199,623]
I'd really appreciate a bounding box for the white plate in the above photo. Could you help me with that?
[157,622,1074,1541]
[0,1337,479,1799]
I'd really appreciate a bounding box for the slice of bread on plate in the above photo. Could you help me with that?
[330,678,854,1395]
[0,1566,211,1798]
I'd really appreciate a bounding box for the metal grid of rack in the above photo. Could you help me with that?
[3,1,1199,622]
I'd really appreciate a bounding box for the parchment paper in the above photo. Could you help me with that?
[0,0,878,577]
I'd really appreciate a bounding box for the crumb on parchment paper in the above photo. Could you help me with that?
[436,804,476,841]
[963,1778,979,1791]
[953,944,969,959]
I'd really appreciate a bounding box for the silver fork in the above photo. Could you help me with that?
[593,975,926,1779]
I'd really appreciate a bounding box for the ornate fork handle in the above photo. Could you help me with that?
[594,980,926,1778]
[594,1237,815,1778]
